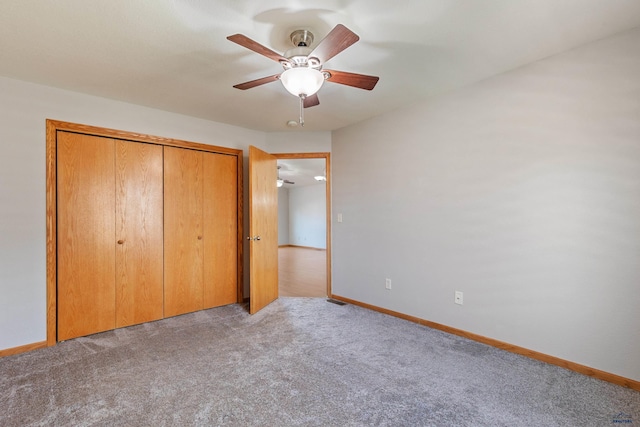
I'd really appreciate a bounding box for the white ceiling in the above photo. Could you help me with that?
[1,1,639,132]
[278,158,326,188]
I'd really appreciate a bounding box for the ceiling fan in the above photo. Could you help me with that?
[227,24,379,125]
[277,166,294,187]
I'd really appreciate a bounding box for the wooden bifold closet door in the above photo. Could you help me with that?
[57,132,117,340]
[57,133,164,340]
[56,127,239,341]
[203,152,238,308]
[163,147,204,317]
[115,140,164,328]
[164,148,238,317]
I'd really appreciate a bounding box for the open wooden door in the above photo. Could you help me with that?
[249,146,279,314]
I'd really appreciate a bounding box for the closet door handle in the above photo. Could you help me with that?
[246,235,261,241]
[197,235,203,240]
[117,240,124,245]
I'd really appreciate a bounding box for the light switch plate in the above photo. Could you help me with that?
[454,291,463,305]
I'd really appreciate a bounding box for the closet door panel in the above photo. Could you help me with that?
[115,140,164,327]
[203,153,238,308]
[57,132,116,340]
[164,147,204,317]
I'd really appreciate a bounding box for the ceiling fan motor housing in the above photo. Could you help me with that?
[283,30,321,69]
[290,29,314,47]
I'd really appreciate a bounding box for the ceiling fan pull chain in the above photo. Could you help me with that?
[299,95,305,126]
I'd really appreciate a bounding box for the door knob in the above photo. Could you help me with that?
[197,235,203,240]
[246,236,261,241]
[117,240,124,245]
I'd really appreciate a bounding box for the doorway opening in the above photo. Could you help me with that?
[274,153,331,298]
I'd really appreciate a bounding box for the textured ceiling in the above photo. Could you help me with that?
[1,1,639,132]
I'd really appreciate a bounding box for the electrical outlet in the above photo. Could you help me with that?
[454,291,463,305]
[385,278,392,290]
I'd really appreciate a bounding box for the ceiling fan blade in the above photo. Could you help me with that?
[227,34,289,63]
[303,93,320,108]
[324,70,379,90]
[233,74,281,90]
[308,24,359,64]
[284,180,295,185]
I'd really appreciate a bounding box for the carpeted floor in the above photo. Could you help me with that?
[1,298,638,426]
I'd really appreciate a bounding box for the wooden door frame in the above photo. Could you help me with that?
[46,119,244,346]
[274,152,331,297]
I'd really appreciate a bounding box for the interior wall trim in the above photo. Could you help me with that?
[330,294,640,392]
[278,244,326,251]
[0,341,47,358]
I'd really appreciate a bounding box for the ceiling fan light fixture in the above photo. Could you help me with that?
[277,178,284,187]
[280,67,325,97]
[314,175,327,181]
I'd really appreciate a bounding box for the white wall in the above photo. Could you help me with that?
[288,184,327,249]
[278,187,290,245]
[0,76,265,351]
[331,28,640,381]
[266,131,331,153]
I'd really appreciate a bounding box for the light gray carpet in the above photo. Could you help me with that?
[1,298,638,426]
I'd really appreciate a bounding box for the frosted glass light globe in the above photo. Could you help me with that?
[280,67,324,97]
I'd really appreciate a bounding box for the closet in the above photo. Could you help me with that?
[52,122,241,341]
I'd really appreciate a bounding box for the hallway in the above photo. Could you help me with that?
[278,246,326,297]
